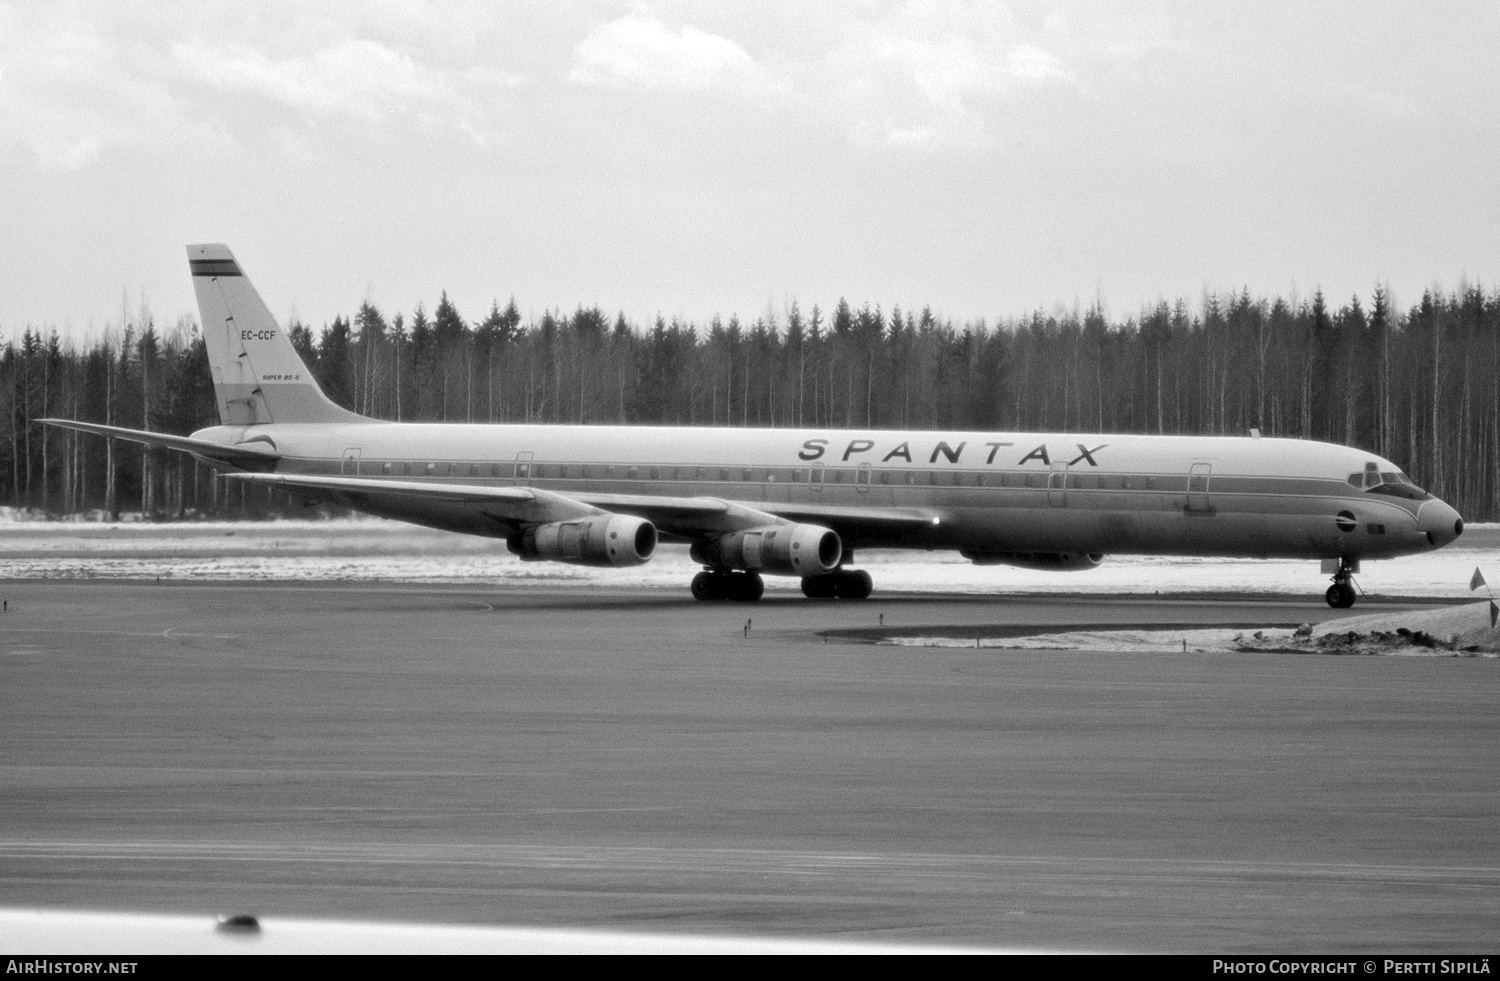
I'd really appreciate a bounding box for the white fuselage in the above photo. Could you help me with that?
[193,420,1461,562]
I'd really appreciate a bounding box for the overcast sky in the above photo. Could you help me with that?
[2,1,1497,341]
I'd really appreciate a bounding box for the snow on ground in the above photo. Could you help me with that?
[887,620,1500,656]
[5,517,1497,654]
[0,519,1496,602]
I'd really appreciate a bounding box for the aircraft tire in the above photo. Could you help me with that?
[691,571,722,601]
[801,574,837,599]
[729,573,762,603]
[1325,583,1356,608]
[835,569,873,601]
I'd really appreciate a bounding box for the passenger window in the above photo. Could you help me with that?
[425,462,436,476]
[382,462,392,475]
[627,466,639,479]
[742,468,753,482]
[402,463,412,476]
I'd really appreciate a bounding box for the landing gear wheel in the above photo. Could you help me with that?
[1325,582,1356,608]
[803,569,874,600]
[1325,558,1359,608]
[800,574,838,599]
[693,570,763,602]
[691,571,721,601]
[834,569,873,601]
[727,572,765,602]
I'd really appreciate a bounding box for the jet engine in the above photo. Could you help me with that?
[509,513,657,568]
[961,550,1105,571]
[690,523,842,577]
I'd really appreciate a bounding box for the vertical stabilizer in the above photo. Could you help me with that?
[188,244,366,426]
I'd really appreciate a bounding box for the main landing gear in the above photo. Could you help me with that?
[691,570,764,602]
[800,568,873,601]
[688,567,876,601]
[1325,558,1358,609]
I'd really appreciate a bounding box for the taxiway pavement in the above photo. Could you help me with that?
[2,582,1496,952]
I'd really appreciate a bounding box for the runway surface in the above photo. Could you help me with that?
[2,581,1497,952]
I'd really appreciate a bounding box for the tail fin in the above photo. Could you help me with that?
[188,244,366,426]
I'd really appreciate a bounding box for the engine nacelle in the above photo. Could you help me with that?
[509,513,657,568]
[690,523,842,577]
[962,550,1105,572]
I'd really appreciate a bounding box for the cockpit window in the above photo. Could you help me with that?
[1348,468,1430,499]
[1368,471,1431,501]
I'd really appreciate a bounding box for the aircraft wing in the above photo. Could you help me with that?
[224,472,601,527]
[38,419,279,469]
[227,473,776,536]
[756,502,943,547]
[223,472,937,546]
[572,493,939,544]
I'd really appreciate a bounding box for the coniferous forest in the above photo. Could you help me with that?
[6,282,1500,521]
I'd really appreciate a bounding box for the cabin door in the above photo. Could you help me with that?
[514,451,534,486]
[1047,462,1069,507]
[1187,463,1213,513]
[810,462,825,493]
[856,463,872,493]
[341,448,362,476]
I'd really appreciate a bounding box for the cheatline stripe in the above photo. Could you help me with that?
[189,259,243,277]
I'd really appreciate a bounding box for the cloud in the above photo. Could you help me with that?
[568,13,784,103]
[1006,43,1071,83]
[0,6,228,169]
[173,37,489,142]
[812,0,1079,149]
[0,3,520,169]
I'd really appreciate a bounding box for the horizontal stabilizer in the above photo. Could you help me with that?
[38,419,280,468]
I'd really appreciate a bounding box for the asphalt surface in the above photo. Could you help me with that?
[2,582,1497,952]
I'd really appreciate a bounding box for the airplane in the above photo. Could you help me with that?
[42,244,1465,608]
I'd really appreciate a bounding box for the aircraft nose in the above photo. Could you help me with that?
[1417,498,1464,548]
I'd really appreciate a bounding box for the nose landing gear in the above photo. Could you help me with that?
[1325,557,1359,608]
